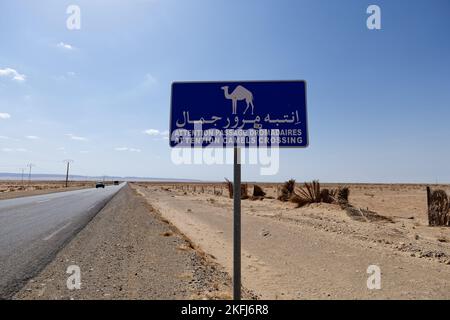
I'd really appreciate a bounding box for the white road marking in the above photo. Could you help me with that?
[36,199,51,204]
[88,205,96,210]
[43,222,72,241]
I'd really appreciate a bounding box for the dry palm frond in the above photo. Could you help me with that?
[320,188,334,203]
[290,194,311,207]
[291,180,321,207]
[344,206,392,223]
[225,178,233,198]
[291,181,350,209]
[306,180,321,202]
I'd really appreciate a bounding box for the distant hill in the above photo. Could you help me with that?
[0,172,200,183]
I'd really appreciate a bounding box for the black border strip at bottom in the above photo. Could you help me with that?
[1,300,446,318]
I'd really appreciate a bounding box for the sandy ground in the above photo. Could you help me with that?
[0,181,93,200]
[15,185,248,300]
[132,182,450,299]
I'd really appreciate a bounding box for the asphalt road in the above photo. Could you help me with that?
[0,183,125,299]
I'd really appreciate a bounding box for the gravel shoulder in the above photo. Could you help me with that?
[15,184,235,300]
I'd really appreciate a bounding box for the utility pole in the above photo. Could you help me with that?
[21,168,25,185]
[63,160,74,187]
[233,147,241,300]
[27,163,35,185]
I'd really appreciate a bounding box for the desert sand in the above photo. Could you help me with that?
[0,181,98,200]
[132,182,450,299]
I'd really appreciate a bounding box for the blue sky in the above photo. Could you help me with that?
[0,0,449,183]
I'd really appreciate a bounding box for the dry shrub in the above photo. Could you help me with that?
[428,189,450,226]
[277,179,296,201]
[336,187,350,208]
[250,184,266,201]
[224,179,249,200]
[253,185,266,197]
[241,184,249,200]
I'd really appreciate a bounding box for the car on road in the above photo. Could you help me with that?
[113,181,119,185]
[95,182,105,189]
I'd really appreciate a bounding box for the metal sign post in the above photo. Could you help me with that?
[233,147,241,300]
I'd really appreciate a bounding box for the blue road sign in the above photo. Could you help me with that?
[170,81,308,148]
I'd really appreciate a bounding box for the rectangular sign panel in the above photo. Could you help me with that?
[170,80,308,148]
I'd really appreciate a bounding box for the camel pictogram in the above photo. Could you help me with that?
[221,85,255,115]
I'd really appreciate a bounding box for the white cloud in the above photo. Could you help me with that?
[54,71,77,81]
[0,135,10,139]
[57,42,75,50]
[0,68,26,82]
[1,147,27,153]
[142,73,157,86]
[114,147,141,153]
[65,133,88,141]
[143,129,160,136]
[134,73,157,93]
[25,135,40,140]
[161,130,169,140]
[0,113,11,119]
[144,129,169,141]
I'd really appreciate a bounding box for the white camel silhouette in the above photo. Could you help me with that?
[221,85,255,115]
